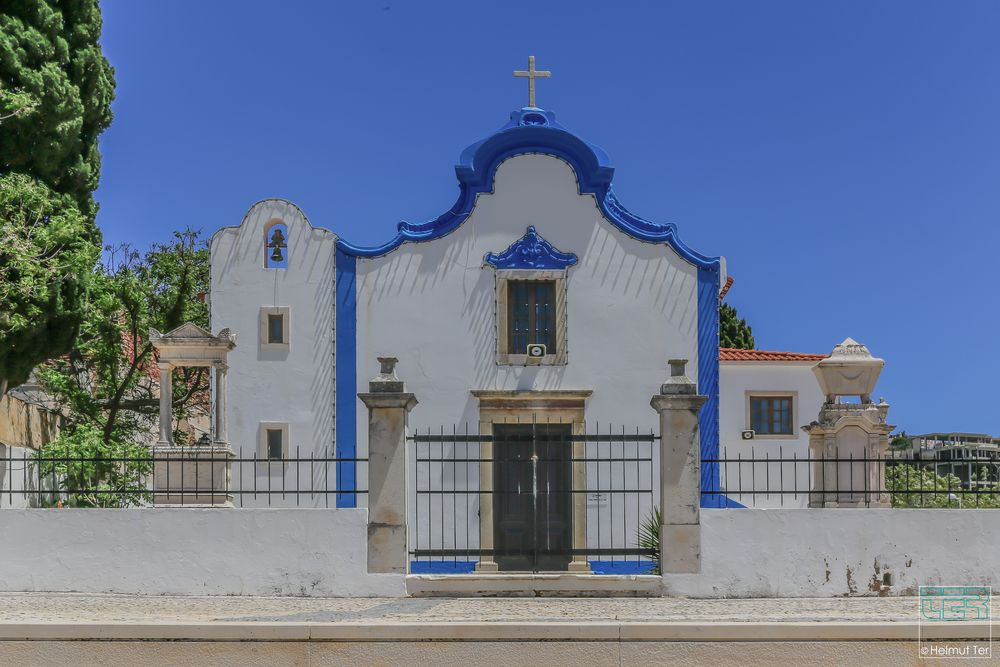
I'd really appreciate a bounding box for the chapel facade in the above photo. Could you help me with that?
[210,104,726,516]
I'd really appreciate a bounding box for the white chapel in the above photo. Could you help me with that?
[207,60,879,570]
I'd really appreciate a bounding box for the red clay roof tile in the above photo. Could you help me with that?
[719,348,828,362]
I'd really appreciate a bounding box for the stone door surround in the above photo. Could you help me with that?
[470,389,592,573]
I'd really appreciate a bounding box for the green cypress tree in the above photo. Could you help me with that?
[720,302,755,350]
[0,0,114,394]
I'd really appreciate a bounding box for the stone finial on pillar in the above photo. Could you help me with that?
[650,359,707,575]
[370,357,404,393]
[359,356,417,574]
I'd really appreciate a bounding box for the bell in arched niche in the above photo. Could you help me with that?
[265,225,288,267]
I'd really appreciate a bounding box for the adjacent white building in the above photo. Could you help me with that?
[718,348,828,508]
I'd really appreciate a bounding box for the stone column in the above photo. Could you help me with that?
[650,359,707,575]
[359,357,417,574]
[214,363,228,444]
[157,362,172,445]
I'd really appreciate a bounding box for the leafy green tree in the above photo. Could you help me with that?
[0,175,98,394]
[889,431,912,450]
[35,231,209,506]
[0,0,115,394]
[39,230,210,449]
[720,302,755,349]
[35,424,151,507]
[887,463,1000,508]
[0,0,115,216]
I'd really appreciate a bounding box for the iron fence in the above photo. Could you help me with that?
[409,423,658,575]
[706,447,1000,508]
[0,445,367,508]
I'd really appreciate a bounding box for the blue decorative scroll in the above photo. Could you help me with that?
[483,226,577,270]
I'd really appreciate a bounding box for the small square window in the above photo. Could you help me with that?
[259,422,288,462]
[749,396,794,435]
[259,307,290,350]
[266,428,283,460]
[267,314,284,344]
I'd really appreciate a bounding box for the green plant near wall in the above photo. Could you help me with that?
[720,303,755,350]
[637,505,662,574]
[889,431,912,450]
[34,424,152,508]
[887,463,1000,509]
[37,230,210,449]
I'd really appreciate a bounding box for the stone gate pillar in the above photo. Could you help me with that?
[359,357,417,574]
[650,359,707,575]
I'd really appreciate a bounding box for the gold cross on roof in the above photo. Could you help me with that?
[513,56,551,108]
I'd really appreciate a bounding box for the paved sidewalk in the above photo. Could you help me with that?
[0,593,917,625]
[0,594,985,667]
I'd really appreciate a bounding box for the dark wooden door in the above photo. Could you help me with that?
[493,424,573,572]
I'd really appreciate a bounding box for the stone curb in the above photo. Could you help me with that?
[0,621,991,642]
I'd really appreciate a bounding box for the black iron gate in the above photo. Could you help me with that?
[409,423,658,574]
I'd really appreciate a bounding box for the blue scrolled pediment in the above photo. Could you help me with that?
[335,107,719,272]
[484,226,578,270]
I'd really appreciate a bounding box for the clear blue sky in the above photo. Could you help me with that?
[96,1,1000,435]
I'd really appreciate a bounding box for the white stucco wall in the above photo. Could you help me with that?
[719,361,826,508]
[356,154,698,439]
[0,508,402,596]
[210,200,339,506]
[665,508,1000,597]
[3,507,994,599]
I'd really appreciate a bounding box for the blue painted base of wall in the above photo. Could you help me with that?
[409,560,656,575]
[410,561,477,574]
[589,560,656,575]
[701,494,747,508]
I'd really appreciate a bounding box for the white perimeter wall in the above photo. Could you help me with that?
[665,509,1000,597]
[2,507,997,598]
[0,509,402,597]
[719,362,826,508]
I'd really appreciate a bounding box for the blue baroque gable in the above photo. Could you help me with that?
[332,106,731,506]
[334,107,719,273]
[484,226,578,270]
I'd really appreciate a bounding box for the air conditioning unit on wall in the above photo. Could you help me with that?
[741,429,755,440]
